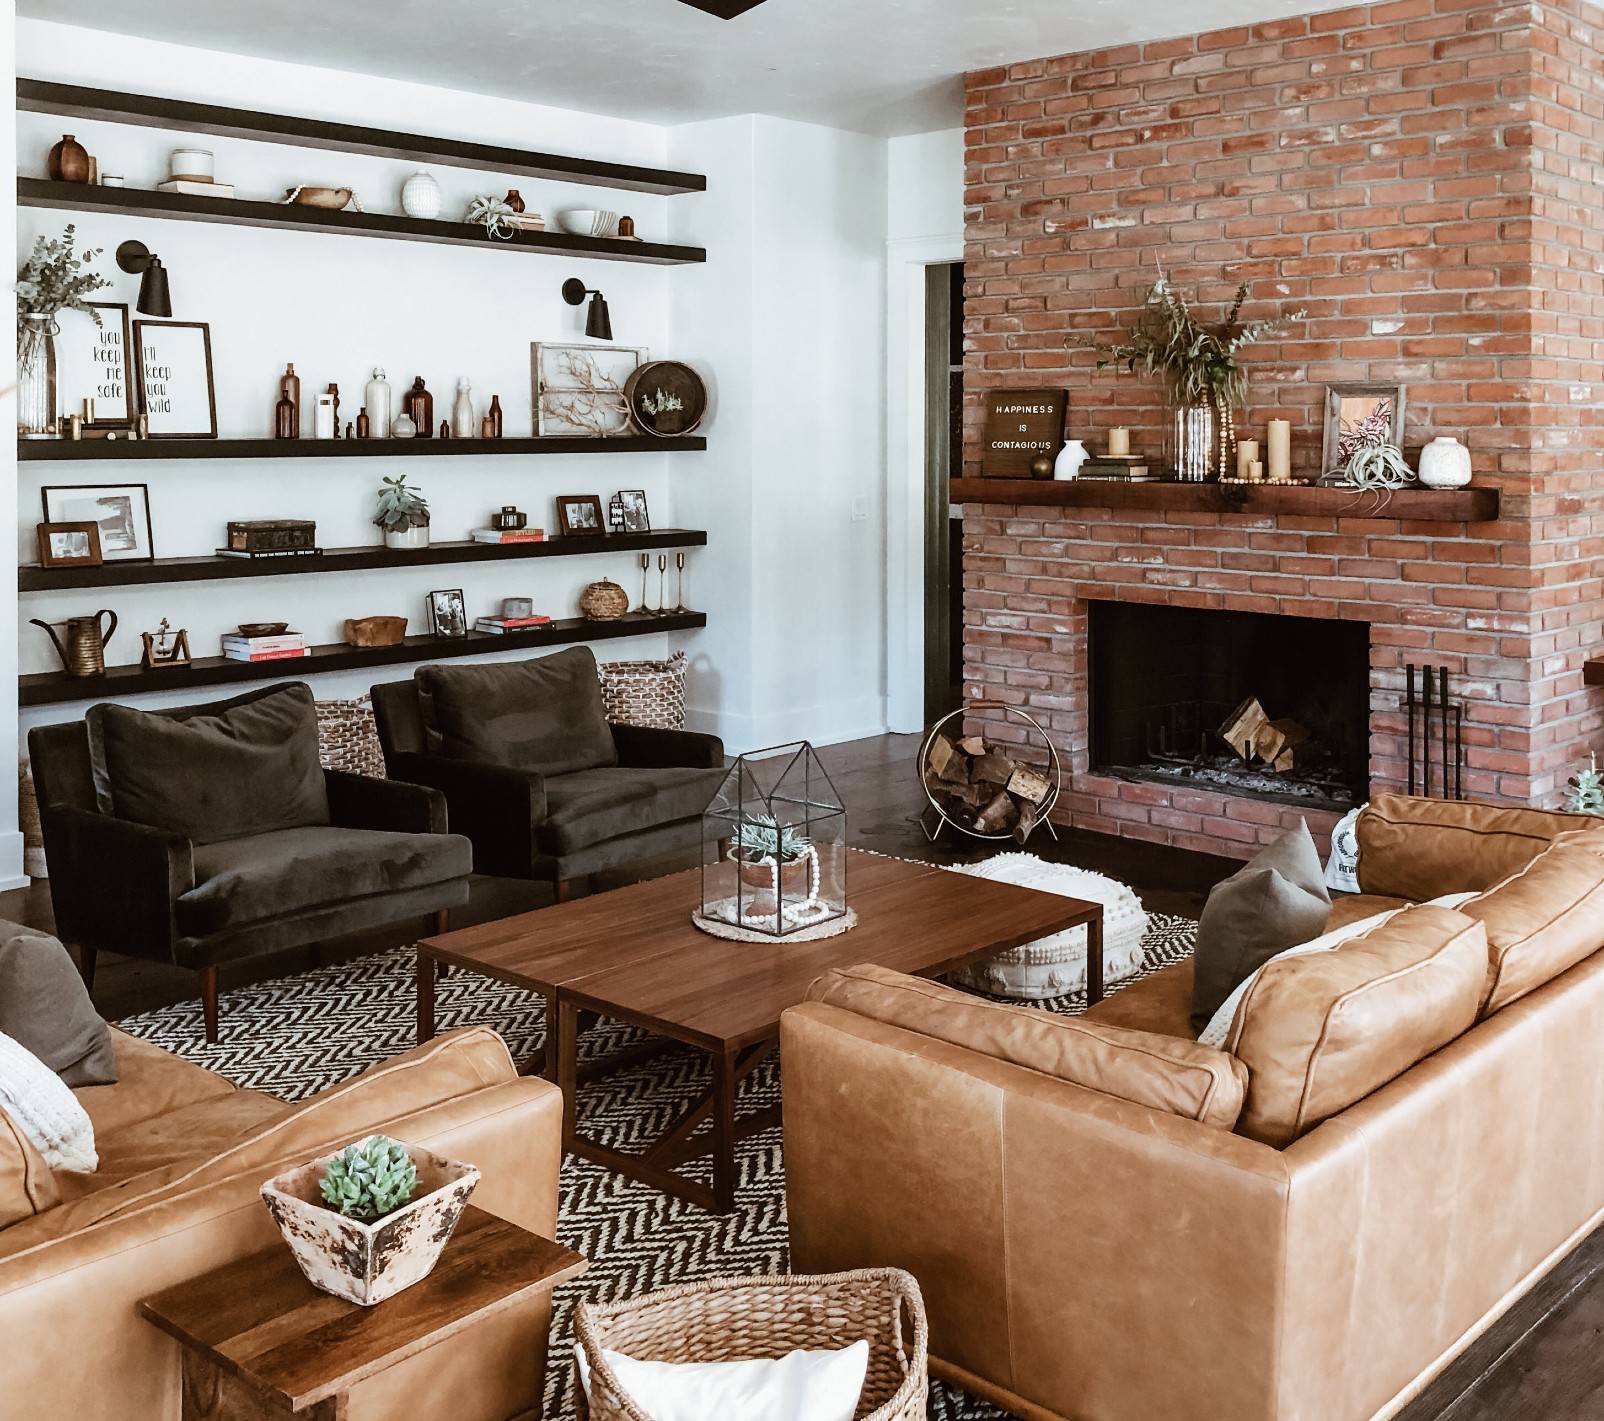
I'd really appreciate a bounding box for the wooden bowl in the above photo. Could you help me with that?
[343,615,407,648]
[287,186,354,209]
[238,622,289,637]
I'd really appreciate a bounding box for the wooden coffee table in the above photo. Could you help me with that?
[418,849,1102,1214]
[139,1206,585,1418]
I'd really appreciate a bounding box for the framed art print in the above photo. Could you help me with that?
[134,320,218,438]
[40,484,153,562]
[56,302,136,430]
[35,522,104,569]
[556,494,606,537]
[427,588,468,639]
[531,342,647,437]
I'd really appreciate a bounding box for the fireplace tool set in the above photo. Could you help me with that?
[1405,663,1464,800]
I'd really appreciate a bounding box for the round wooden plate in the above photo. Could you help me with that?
[625,361,707,438]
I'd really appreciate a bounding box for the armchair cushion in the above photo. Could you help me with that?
[417,647,617,776]
[538,766,724,856]
[86,683,328,845]
[0,1106,60,1230]
[176,826,472,937]
[0,925,116,1086]
[610,722,725,770]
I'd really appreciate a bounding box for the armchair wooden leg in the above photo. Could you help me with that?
[76,945,98,995]
[199,965,219,1044]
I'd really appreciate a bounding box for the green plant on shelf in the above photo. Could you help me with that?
[319,1136,419,1222]
[1567,753,1604,817]
[373,474,430,532]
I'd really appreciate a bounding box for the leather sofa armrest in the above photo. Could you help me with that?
[611,722,725,769]
[323,768,447,834]
[39,805,192,964]
[386,752,546,877]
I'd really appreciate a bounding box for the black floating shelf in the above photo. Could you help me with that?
[18,434,707,461]
[20,611,707,706]
[18,179,707,266]
[19,79,706,197]
[20,530,709,592]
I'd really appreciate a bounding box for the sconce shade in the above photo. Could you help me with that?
[117,239,173,317]
[585,292,613,341]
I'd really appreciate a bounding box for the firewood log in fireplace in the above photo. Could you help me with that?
[1219,698,1312,772]
[923,733,1054,841]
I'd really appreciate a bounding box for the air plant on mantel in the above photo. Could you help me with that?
[1071,274,1305,480]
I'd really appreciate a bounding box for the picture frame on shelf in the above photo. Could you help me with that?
[427,588,468,639]
[556,494,606,537]
[133,319,218,439]
[40,483,154,562]
[617,489,651,533]
[531,342,647,437]
[55,302,136,431]
[35,521,104,569]
[1321,383,1406,476]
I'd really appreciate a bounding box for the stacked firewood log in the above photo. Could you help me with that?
[924,732,1055,841]
[1219,697,1310,773]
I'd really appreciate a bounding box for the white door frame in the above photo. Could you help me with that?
[884,232,963,734]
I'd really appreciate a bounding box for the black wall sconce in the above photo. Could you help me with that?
[116,239,172,317]
[562,277,613,341]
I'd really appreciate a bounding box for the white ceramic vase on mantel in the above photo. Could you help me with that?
[1416,436,1472,488]
[1054,439,1089,480]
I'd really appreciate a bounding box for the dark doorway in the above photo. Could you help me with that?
[923,261,964,723]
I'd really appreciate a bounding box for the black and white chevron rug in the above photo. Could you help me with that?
[119,913,1197,1419]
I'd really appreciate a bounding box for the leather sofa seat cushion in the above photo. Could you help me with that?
[1227,903,1486,1147]
[538,766,723,855]
[86,683,329,845]
[1356,794,1590,902]
[1461,843,1604,1016]
[75,1030,237,1140]
[0,924,116,1086]
[1327,893,1411,930]
[1082,959,1197,1040]
[0,1108,60,1229]
[808,964,1248,1129]
[177,826,472,936]
[417,647,618,776]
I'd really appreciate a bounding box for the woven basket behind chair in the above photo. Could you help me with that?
[597,651,688,730]
[573,1268,928,1421]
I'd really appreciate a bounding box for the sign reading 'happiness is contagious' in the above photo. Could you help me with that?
[981,388,1067,477]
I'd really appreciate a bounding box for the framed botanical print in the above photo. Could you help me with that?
[40,484,154,562]
[56,302,136,430]
[1321,383,1406,475]
[134,320,218,438]
[531,342,647,437]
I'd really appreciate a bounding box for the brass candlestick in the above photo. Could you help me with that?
[672,552,688,614]
[656,555,668,616]
[635,553,651,614]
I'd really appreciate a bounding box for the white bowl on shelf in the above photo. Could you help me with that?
[558,208,619,238]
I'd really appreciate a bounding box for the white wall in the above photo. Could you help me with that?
[1,0,24,886]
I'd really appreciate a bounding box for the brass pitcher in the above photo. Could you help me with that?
[31,609,118,677]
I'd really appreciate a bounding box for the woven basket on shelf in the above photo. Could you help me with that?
[573,1269,928,1421]
[580,579,630,621]
[597,651,688,729]
[315,695,387,778]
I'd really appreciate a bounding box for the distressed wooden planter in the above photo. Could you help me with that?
[260,1136,479,1306]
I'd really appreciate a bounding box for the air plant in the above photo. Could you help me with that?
[373,474,430,532]
[1339,439,1413,490]
[1567,753,1604,817]
[465,195,518,240]
[319,1136,419,1222]
[732,812,813,864]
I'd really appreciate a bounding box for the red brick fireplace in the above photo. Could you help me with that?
[958,0,1604,859]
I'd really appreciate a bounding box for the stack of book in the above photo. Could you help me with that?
[1077,454,1154,481]
[470,528,546,544]
[221,630,311,663]
[216,545,323,561]
[474,614,552,635]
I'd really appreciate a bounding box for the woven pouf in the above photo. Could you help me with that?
[945,853,1150,1000]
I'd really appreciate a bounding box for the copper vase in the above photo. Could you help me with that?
[48,134,90,184]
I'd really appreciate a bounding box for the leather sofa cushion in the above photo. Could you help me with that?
[1082,959,1197,1040]
[538,766,724,855]
[1356,794,1590,902]
[1328,893,1411,930]
[177,826,472,936]
[807,964,1248,1129]
[1460,843,1604,1016]
[0,1108,59,1230]
[0,924,115,1086]
[86,683,329,845]
[417,647,618,776]
[75,1030,237,1140]
[1227,903,1485,1147]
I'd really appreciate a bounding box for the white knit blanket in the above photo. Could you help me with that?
[0,1030,97,1172]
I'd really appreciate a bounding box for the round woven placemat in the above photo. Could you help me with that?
[690,906,858,944]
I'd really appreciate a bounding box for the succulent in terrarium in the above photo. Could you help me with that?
[373,474,430,532]
[319,1136,419,1221]
[732,812,812,864]
[1567,753,1604,817]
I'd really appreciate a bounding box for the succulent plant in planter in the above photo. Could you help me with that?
[732,812,813,865]
[319,1135,419,1222]
[374,474,431,550]
[730,812,818,910]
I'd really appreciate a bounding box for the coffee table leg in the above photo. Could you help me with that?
[711,1045,739,1214]
[556,999,581,1148]
[416,952,436,1045]
[1086,910,1105,1007]
[539,989,560,1081]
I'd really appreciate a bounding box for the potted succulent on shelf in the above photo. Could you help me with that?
[260,1134,479,1306]
[374,473,431,550]
[729,812,818,912]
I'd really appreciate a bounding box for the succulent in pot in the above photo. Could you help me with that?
[730,812,816,907]
[375,474,431,550]
[260,1134,479,1306]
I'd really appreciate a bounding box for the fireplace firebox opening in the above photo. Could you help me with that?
[1089,601,1371,813]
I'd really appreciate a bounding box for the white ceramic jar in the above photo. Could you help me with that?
[170,148,214,181]
[401,170,442,220]
[1054,439,1089,480]
[1417,436,1472,488]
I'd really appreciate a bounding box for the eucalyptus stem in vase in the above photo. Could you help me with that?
[15,224,111,437]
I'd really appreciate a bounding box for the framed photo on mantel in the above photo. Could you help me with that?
[981,388,1068,477]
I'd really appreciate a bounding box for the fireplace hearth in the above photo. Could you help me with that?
[1089,602,1370,813]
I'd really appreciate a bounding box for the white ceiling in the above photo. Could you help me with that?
[18,0,1328,136]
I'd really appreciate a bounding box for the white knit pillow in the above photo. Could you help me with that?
[0,1030,97,1172]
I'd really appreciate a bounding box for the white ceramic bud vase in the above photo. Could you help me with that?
[452,379,476,439]
[401,170,442,220]
[1417,436,1472,488]
[385,524,430,551]
[1054,439,1089,480]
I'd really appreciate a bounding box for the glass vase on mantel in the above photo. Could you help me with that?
[1167,398,1237,482]
[18,314,58,439]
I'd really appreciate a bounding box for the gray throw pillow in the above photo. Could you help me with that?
[416,647,618,776]
[1189,821,1332,1035]
[87,682,329,845]
[0,923,116,1086]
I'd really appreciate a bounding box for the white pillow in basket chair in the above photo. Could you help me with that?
[576,1337,869,1421]
[946,854,1150,1000]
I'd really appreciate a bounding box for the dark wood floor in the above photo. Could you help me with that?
[5,730,1599,1418]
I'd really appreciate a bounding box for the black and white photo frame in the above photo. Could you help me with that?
[40,483,154,562]
[427,588,468,639]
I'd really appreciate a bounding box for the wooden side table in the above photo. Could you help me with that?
[139,1206,585,1418]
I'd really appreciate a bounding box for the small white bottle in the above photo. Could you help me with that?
[313,392,336,440]
[365,367,393,439]
[452,378,476,439]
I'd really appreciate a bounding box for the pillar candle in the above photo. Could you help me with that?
[1107,426,1130,457]
[1249,460,1263,482]
[1267,420,1292,481]
[1236,439,1259,480]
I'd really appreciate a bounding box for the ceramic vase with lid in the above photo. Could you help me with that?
[400,170,442,220]
[452,379,476,438]
[1416,436,1472,488]
[365,368,392,438]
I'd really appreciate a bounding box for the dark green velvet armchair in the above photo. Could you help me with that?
[28,684,472,1042]
[371,648,725,900]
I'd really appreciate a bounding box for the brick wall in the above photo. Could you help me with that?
[960,0,1604,857]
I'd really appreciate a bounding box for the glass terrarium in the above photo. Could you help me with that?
[700,741,847,939]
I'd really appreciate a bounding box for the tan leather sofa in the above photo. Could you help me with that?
[0,1024,563,1421]
[783,797,1604,1421]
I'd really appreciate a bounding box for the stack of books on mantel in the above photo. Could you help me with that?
[1077,453,1155,481]
[470,527,546,544]
[221,630,311,663]
[474,614,553,635]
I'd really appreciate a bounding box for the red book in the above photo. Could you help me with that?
[224,647,313,663]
